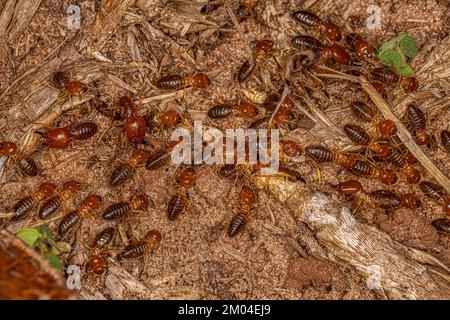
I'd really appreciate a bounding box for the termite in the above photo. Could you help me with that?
[58,194,102,238]
[346,33,374,61]
[400,193,422,209]
[331,180,402,209]
[228,185,257,237]
[167,167,197,221]
[292,11,342,41]
[0,141,39,176]
[86,227,116,274]
[280,140,303,159]
[405,103,429,145]
[237,40,273,83]
[343,124,392,158]
[155,73,210,90]
[115,96,147,144]
[207,103,259,119]
[38,122,98,149]
[305,145,358,169]
[419,181,449,215]
[8,182,56,222]
[116,229,162,260]
[145,140,181,171]
[39,180,81,220]
[109,149,149,187]
[52,71,88,97]
[370,81,389,99]
[349,160,397,185]
[385,147,421,184]
[262,93,295,112]
[350,101,397,136]
[103,194,149,220]
[371,67,399,86]
[399,77,419,92]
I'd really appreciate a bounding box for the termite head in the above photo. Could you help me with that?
[130,149,150,166]
[63,180,81,192]
[191,73,211,88]
[380,169,398,185]
[280,140,303,158]
[239,185,256,205]
[321,22,341,41]
[160,109,183,127]
[65,81,88,97]
[146,229,162,243]
[378,119,397,136]
[0,141,18,156]
[177,167,197,188]
[38,182,57,197]
[130,194,149,210]
[255,39,274,53]
[87,254,107,275]
[401,193,422,209]
[330,180,363,195]
[83,194,102,209]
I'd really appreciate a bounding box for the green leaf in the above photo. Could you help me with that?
[36,225,56,245]
[16,228,42,247]
[44,252,62,268]
[378,48,404,67]
[399,35,418,58]
[395,64,415,77]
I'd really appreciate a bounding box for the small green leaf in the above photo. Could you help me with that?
[36,225,56,245]
[378,48,404,67]
[55,241,72,253]
[399,35,418,58]
[44,252,62,268]
[16,228,42,247]
[394,64,415,77]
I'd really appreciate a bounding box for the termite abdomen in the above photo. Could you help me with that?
[102,202,131,220]
[18,157,39,176]
[12,197,34,221]
[116,242,147,260]
[350,101,376,122]
[207,105,233,119]
[369,190,402,210]
[227,213,246,237]
[155,75,183,90]
[145,149,171,171]
[68,122,98,140]
[406,104,426,132]
[291,35,323,51]
[109,164,132,187]
[371,67,399,85]
[93,227,116,248]
[343,124,371,145]
[419,181,445,200]
[167,194,185,221]
[305,145,333,162]
[53,72,70,89]
[39,196,62,220]
[431,219,450,235]
[292,11,322,27]
[237,60,256,83]
[58,211,80,237]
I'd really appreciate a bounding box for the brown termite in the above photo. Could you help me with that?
[343,124,392,158]
[116,229,162,261]
[109,149,149,187]
[400,193,422,209]
[305,145,358,169]
[346,33,374,61]
[58,194,102,238]
[405,103,429,145]
[331,180,402,210]
[276,166,306,184]
[292,11,341,41]
[235,0,258,21]
[228,185,257,237]
[0,141,39,176]
[349,160,398,185]
[441,129,450,153]
[38,122,98,149]
[207,103,259,119]
[39,180,81,220]
[114,96,148,144]
[399,77,419,92]
[385,147,421,184]
[86,227,116,274]
[167,167,197,221]
[145,140,181,171]
[262,93,295,112]
[155,73,210,90]
[237,40,273,83]
[102,195,149,220]
[350,101,397,136]
[52,71,88,97]
[370,81,389,99]
[371,67,399,86]
[431,219,450,235]
[8,182,56,222]
[419,181,449,215]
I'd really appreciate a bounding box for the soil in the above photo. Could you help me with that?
[0,0,448,300]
